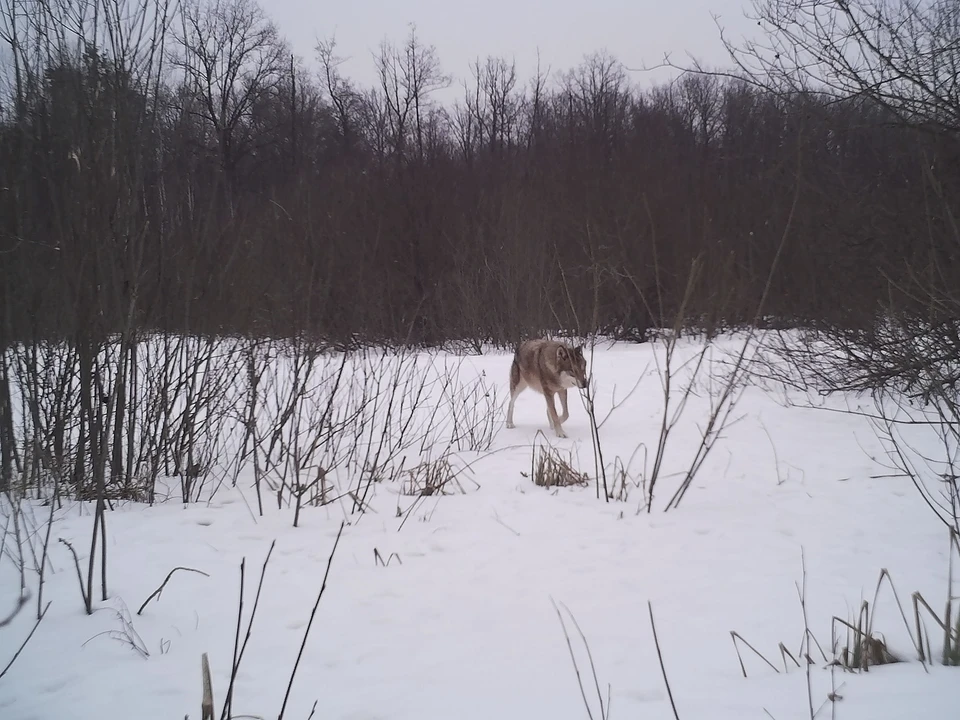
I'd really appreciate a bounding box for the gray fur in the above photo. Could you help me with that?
[505,338,588,438]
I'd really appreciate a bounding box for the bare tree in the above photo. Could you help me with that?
[465,55,522,157]
[373,24,450,163]
[722,0,960,133]
[316,35,362,153]
[561,50,631,156]
[173,0,287,197]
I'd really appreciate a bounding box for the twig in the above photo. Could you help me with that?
[137,566,210,615]
[277,521,346,720]
[813,681,846,719]
[797,548,814,720]
[779,642,801,671]
[731,631,781,676]
[201,652,214,720]
[38,474,58,620]
[221,540,276,720]
[58,537,90,611]
[81,602,150,659]
[0,592,29,628]
[759,419,784,485]
[0,601,50,679]
[221,559,246,720]
[373,548,402,566]
[492,509,521,536]
[552,598,597,720]
[559,601,608,720]
[649,601,680,720]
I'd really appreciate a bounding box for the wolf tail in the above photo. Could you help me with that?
[509,352,521,390]
[509,341,522,390]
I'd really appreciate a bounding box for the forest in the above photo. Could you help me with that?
[1,0,956,348]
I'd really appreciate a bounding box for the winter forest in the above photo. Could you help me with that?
[1,0,959,718]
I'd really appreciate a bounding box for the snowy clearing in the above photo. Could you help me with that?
[1,335,958,720]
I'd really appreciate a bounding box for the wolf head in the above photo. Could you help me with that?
[557,344,588,389]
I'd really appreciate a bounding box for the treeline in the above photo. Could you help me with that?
[1,0,958,349]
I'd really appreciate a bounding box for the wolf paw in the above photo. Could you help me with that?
[505,420,515,429]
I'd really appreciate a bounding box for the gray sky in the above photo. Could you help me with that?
[268,0,760,101]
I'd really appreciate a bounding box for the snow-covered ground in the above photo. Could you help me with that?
[1,336,958,719]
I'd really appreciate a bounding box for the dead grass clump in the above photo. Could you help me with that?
[400,454,469,497]
[831,548,960,672]
[732,533,960,684]
[833,613,902,671]
[532,444,589,489]
[912,528,960,666]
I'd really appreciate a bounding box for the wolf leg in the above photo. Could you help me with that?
[558,389,569,424]
[545,391,567,438]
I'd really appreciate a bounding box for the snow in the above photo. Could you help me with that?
[2,335,958,720]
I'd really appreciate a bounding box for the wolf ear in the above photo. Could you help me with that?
[557,346,568,360]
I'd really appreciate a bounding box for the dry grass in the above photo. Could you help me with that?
[731,532,960,686]
[832,608,902,672]
[531,442,589,489]
[400,453,470,497]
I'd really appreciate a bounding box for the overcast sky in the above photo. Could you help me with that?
[267,0,760,100]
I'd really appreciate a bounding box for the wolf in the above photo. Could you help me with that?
[505,338,589,438]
